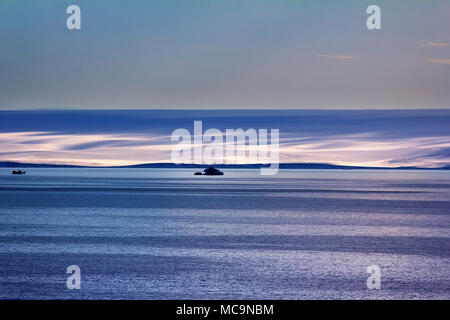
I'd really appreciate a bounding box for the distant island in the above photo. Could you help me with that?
[1,161,449,170]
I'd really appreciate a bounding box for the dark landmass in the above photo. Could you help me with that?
[1,161,449,170]
[0,162,84,168]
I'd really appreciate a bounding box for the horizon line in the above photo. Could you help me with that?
[1,161,448,170]
[2,106,450,111]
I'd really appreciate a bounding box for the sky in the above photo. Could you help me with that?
[0,0,449,109]
[1,2,449,167]
[1,110,449,168]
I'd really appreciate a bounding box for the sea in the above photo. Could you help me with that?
[0,168,449,299]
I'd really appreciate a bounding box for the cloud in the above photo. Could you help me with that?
[1,110,449,168]
[0,131,173,166]
[1,130,450,168]
[427,58,450,65]
[278,134,450,168]
[417,41,449,48]
[316,54,358,60]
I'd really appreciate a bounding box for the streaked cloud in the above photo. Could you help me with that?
[316,54,358,60]
[279,134,450,168]
[1,110,449,168]
[427,58,450,65]
[0,131,173,166]
[417,41,449,48]
[1,131,449,168]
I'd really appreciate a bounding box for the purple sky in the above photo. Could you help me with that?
[1,110,449,167]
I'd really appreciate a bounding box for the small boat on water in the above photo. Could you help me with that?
[194,166,224,176]
[12,170,26,175]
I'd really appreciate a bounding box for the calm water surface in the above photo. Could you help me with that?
[0,168,449,299]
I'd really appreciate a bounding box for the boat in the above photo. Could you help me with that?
[12,170,26,175]
[194,166,224,176]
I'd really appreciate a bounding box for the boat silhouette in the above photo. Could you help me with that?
[194,166,224,176]
[12,170,26,175]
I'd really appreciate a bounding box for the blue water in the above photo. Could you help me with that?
[0,168,449,299]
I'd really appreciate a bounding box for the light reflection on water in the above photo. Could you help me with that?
[0,168,449,299]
